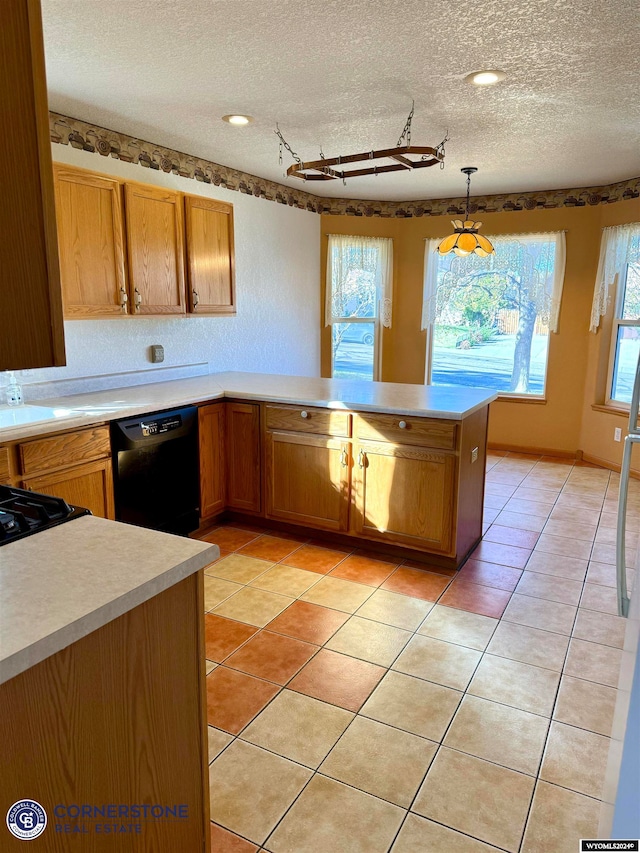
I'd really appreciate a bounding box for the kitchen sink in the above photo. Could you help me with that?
[0,405,77,429]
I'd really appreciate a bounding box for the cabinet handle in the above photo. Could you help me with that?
[192,289,199,308]
[398,420,407,429]
[357,449,366,468]
[300,410,309,419]
[340,448,348,467]
[119,287,128,312]
[134,288,142,312]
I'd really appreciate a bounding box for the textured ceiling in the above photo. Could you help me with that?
[42,0,640,202]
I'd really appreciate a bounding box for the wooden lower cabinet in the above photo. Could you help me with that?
[0,572,210,852]
[265,431,350,531]
[0,445,12,483]
[22,457,115,519]
[351,440,456,553]
[198,403,225,519]
[225,402,261,513]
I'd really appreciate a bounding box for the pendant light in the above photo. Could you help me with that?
[437,167,495,257]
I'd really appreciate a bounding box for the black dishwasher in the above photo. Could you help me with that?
[111,406,199,535]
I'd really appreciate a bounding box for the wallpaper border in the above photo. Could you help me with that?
[50,112,640,218]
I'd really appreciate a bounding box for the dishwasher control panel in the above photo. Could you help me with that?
[140,415,183,437]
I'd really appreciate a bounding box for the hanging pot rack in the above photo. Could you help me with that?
[276,104,448,183]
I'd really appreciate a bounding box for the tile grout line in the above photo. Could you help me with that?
[207,457,621,851]
[515,466,613,853]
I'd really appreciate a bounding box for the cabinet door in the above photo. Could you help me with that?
[199,403,226,520]
[124,183,186,314]
[54,166,128,317]
[352,440,455,553]
[265,431,350,532]
[23,458,115,519]
[226,402,261,513]
[185,195,235,314]
[0,445,12,484]
[0,0,66,370]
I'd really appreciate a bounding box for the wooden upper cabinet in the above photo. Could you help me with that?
[124,183,186,315]
[54,166,127,317]
[185,195,236,314]
[0,0,65,370]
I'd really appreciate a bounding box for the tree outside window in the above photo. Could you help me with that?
[428,235,564,395]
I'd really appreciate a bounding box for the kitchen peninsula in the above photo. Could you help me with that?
[0,373,496,568]
[0,515,218,851]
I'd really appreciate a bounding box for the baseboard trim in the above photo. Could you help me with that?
[580,451,640,479]
[487,442,577,459]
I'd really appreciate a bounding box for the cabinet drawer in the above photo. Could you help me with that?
[355,413,457,450]
[0,446,10,482]
[20,426,111,475]
[265,405,350,437]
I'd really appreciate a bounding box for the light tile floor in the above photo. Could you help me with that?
[198,452,638,853]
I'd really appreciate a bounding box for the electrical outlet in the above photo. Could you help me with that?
[150,344,164,364]
[614,427,622,442]
[471,446,479,463]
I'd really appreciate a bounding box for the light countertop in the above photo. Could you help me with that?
[0,372,497,443]
[0,516,218,684]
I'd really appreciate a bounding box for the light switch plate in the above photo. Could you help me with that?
[471,446,479,463]
[150,344,164,363]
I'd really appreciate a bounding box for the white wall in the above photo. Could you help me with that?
[17,144,320,399]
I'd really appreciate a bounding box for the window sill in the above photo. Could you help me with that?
[494,395,547,405]
[591,403,630,418]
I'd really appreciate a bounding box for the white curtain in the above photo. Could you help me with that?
[421,238,440,330]
[421,231,566,333]
[325,235,393,327]
[590,223,640,332]
[548,232,566,333]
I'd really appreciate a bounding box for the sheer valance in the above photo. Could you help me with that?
[590,223,640,332]
[421,232,566,333]
[325,235,393,327]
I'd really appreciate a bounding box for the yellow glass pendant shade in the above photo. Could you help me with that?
[476,234,495,254]
[457,232,477,253]
[454,246,471,256]
[452,219,464,229]
[437,233,459,254]
[475,247,490,258]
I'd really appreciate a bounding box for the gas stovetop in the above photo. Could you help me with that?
[0,485,91,546]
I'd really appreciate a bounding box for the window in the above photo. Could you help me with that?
[590,223,640,405]
[326,235,393,381]
[422,233,566,396]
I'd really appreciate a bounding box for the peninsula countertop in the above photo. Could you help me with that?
[0,371,498,443]
[0,516,218,684]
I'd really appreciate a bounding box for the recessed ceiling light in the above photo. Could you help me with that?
[465,70,506,86]
[222,114,253,126]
